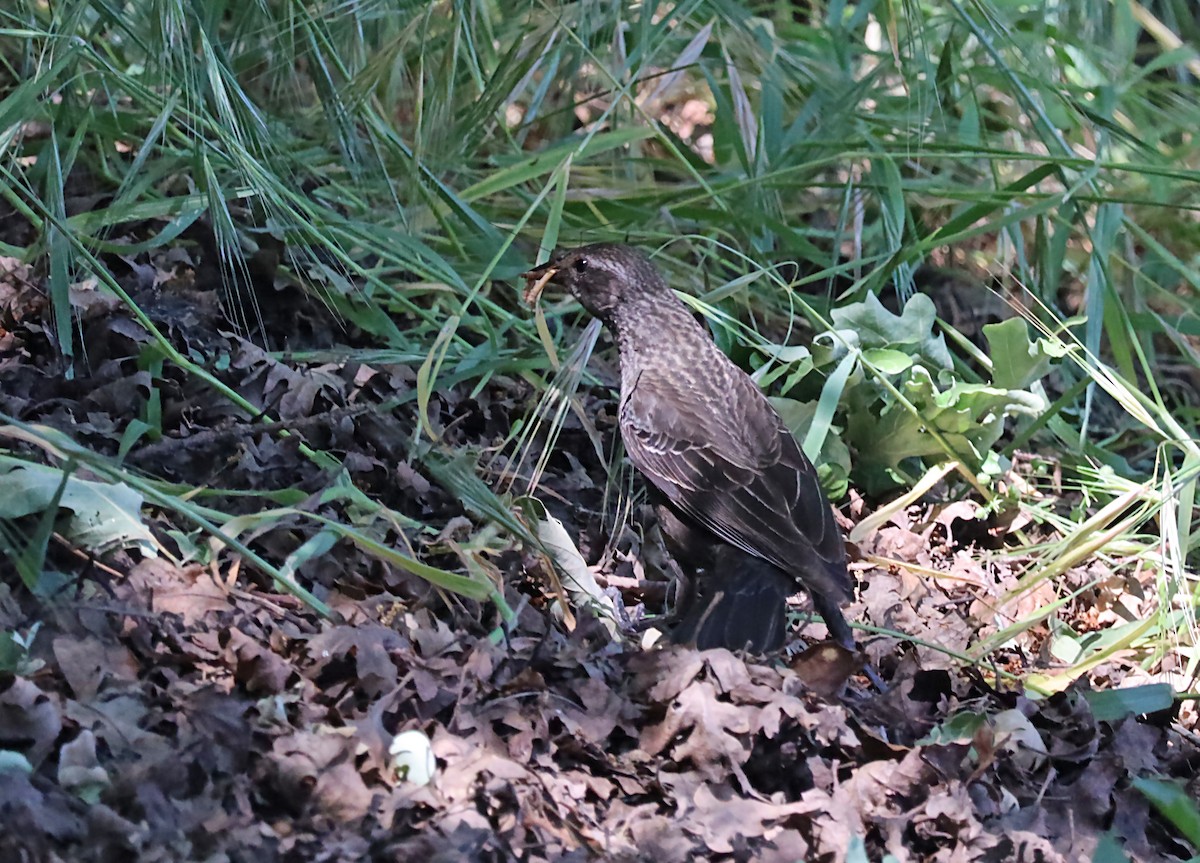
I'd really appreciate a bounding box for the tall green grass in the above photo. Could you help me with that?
[0,0,1197,683]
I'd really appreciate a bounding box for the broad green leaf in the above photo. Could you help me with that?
[984,317,1069,389]
[862,348,914,375]
[1084,684,1175,722]
[831,293,954,370]
[1090,833,1130,863]
[918,711,986,745]
[1133,778,1200,848]
[0,460,155,556]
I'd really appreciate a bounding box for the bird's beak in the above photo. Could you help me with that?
[521,262,559,306]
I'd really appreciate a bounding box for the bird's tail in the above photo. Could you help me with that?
[672,550,794,653]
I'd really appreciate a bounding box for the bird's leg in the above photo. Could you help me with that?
[604,586,638,632]
[617,502,706,635]
[861,662,888,692]
[627,554,694,633]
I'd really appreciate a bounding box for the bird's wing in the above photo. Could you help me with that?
[621,368,852,604]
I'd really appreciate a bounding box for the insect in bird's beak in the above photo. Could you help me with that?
[521,264,558,306]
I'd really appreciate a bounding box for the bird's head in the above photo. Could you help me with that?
[521,243,668,321]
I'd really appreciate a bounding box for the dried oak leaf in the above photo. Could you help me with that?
[636,648,705,703]
[640,679,750,781]
[0,772,86,849]
[304,623,406,696]
[223,627,294,695]
[132,558,229,627]
[52,634,139,704]
[0,674,62,767]
[57,729,110,797]
[789,642,862,698]
[62,693,161,762]
[684,781,808,855]
[267,730,373,822]
[621,810,697,861]
[434,726,533,803]
[558,674,632,741]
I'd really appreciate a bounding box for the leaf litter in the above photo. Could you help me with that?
[0,224,1197,862]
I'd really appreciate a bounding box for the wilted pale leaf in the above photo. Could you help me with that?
[528,502,619,637]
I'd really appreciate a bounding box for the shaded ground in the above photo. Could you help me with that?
[0,228,1197,862]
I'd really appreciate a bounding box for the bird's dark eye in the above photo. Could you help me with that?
[573,257,589,273]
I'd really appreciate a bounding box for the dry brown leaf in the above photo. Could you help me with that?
[0,676,62,767]
[52,634,139,703]
[223,627,295,694]
[790,641,863,698]
[132,558,230,626]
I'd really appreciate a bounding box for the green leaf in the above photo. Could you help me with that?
[1133,778,1200,848]
[1090,832,1130,863]
[1084,684,1175,722]
[984,317,1069,389]
[0,460,155,556]
[423,450,537,546]
[804,349,855,461]
[830,293,954,370]
[0,750,33,775]
[44,129,75,377]
[846,834,870,863]
[917,711,986,745]
[329,521,493,601]
[872,156,906,253]
[862,348,914,375]
[460,128,654,202]
[753,343,814,391]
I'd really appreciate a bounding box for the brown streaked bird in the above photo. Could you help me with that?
[523,243,859,656]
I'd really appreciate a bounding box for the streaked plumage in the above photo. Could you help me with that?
[523,243,857,653]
